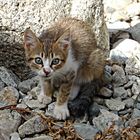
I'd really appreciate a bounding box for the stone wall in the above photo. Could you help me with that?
[0,0,109,80]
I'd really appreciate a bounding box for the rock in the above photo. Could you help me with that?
[124,80,133,89]
[0,110,21,140]
[107,21,130,31]
[92,109,121,132]
[0,79,5,91]
[105,98,125,111]
[131,83,140,95]
[125,57,140,75]
[118,108,132,115]
[0,66,20,88]
[113,87,128,99]
[112,65,127,87]
[24,99,46,109]
[10,132,21,140]
[0,86,19,107]
[136,103,140,110]
[110,39,140,63]
[89,102,109,118]
[128,23,140,43]
[74,123,99,140]
[45,102,55,117]
[126,3,140,18]
[23,135,53,140]
[99,87,113,98]
[93,97,105,105]
[18,76,39,94]
[131,108,140,119]
[18,115,48,138]
[123,98,134,108]
[129,117,140,128]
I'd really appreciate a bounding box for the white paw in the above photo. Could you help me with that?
[53,104,70,120]
[37,94,52,105]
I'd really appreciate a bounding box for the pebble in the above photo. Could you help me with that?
[99,87,113,98]
[92,109,121,132]
[0,86,19,107]
[123,98,134,108]
[10,132,21,140]
[74,123,99,140]
[18,115,48,138]
[124,80,133,89]
[131,108,140,119]
[105,98,125,111]
[113,87,128,99]
[0,66,20,88]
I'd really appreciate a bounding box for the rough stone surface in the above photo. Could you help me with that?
[18,115,48,138]
[99,87,113,98]
[113,87,128,99]
[0,110,21,140]
[0,86,19,107]
[18,76,39,93]
[0,66,20,88]
[10,132,21,140]
[105,98,125,111]
[92,109,121,132]
[0,79,5,91]
[74,123,99,140]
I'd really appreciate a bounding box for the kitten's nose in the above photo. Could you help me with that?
[43,68,50,76]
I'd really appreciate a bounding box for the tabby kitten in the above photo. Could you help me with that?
[23,18,105,120]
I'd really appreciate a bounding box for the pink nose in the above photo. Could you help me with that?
[43,68,50,76]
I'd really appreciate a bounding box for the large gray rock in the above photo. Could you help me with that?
[0,0,109,80]
[92,109,122,132]
[105,98,126,111]
[0,66,20,88]
[0,86,19,107]
[74,123,99,140]
[0,110,21,140]
[18,115,48,138]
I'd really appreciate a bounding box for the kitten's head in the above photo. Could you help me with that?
[23,28,71,78]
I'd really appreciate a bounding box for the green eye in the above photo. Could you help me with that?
[52,58,60,65]
[35,57,43,64]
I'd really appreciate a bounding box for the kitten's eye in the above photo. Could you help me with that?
[35,57,43,65]
[52,58,60,65]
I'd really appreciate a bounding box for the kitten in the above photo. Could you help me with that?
[23,18,106,120]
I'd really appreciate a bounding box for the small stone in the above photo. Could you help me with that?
[18,76,39,93]
[0,66,20,88]
[0,86,19,107]
[0,110,21,139]
[74,123,99,140]
[10,132,21,140]
[45,102,55,117]
[123,98,134,108]
[131,108,140,119]
[16,103,27,109]
[129,118,140,128]
[92,109,121,132]
[23,135,53,140]
[136,103,140,110]
[105,98,125,111]
[127,89,132,97]
[132,94,138,100]
[113,87,128,99]
[0,79,5,91]
[100,87,113,98]
[118,108,132,115]
[18,115,48,138]
[112,65,127,87]
[124,81,133,89]
[131,83,140,95]
[25,99,46,109]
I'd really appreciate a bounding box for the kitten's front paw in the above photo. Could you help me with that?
[38,94,52,105]
[53,104,70,120]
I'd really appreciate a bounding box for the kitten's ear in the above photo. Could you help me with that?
[57,30,71,50]
[23,28,40,51]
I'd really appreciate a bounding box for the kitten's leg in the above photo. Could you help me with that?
[54,71,75,120]
[69,84,80,100]
[38,77,53,104]
[54,82,71,120]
